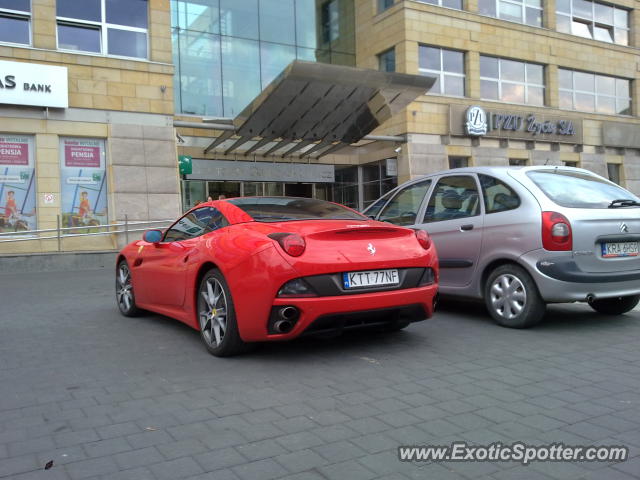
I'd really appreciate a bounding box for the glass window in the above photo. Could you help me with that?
[478,0,542,26]
[181,180,206,211]
[106,0,148,28]
[57,0,100,21]
[174,30,223,117]
[378,48,395,72]
[363,189,395,218]
[423,176,480,223]
[260,0,295,45]
[164,207,229,242]
[449,157,469,169]
[607,163,620,185]
[57,24,101,53]
[415,0,462,9]
[0,134,37,233]
[479,174,520,213]
[379,180,432,226]
[419,46,465,97]
[172,0,220,34]
[107,29,147,58]
[559,69,631,116]
[321,0,339,43]
[0,0,31,45]
[295,0,318,48]
[260,42,296,88]
[221,36,260,117]
[0,14,30,45]
[557,0,629,45]
[220,0,258,39]
[56,0,148,58]
[527,169,639,208]
[228,197,366,221]
[378,0,394,12]
[480,56,544,106]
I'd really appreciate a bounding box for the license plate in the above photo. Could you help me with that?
[601,241,640,258]
[343,269,399,289]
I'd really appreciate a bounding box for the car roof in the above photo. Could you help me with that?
[406,165,596,183]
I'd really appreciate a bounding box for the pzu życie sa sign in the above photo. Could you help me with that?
[464,105,577,139]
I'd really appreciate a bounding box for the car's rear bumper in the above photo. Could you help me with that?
[520,251,640,302]
[244,284,438,342]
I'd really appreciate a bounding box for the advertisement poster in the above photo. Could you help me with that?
[60,138,108,229]
[0,135,36,233]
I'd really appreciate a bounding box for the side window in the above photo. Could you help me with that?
[423,175,480,223]
[378,180,431,226]
[163,207,228,242]
[364,189,395,218]
[478,174,521,213]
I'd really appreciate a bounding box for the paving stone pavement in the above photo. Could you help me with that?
[0,269,639,480]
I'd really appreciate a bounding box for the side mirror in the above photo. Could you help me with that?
[143,229,163,244]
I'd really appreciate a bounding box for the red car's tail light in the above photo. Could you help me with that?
[414,229,432,250]
[541,211,572,251]
[268,233,306,257]
[277,278,318,297]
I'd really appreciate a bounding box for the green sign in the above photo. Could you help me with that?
[178,155,192,175]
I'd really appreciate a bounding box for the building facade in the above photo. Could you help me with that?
[0,0,179,253]
[1,0,640,254]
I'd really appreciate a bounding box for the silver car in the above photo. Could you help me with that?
[363,166,640,328]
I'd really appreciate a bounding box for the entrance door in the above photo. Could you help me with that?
[284,183,313,197]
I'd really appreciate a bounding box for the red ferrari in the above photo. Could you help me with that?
[116,197,439,356]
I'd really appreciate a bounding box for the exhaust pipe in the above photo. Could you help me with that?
[279,306,299,321]
[273,306,299,333]
[586,294,595,303]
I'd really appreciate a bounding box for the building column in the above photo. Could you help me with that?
[544,0,556,30]
[466,51,480,99]
[546,64,559,109]
[465,0,478,14]
[631,9,640,48]
[31,0,56,49]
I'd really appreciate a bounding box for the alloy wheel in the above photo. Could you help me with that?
[489,273,526,320]
[116,263,134,312]
[199,278,228,347]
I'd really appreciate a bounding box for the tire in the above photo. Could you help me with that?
[116,260,141,317]
[197,269,248,357]
[588,295,640,315]
[484,264,546,328]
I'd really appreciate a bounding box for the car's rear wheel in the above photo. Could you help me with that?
[116,260,140,317]
[588,295,640,315]
[484,264,545,328]
[197,269,248,357]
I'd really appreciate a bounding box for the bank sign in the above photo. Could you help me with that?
[0,59,68,109]
[451,105,583,144]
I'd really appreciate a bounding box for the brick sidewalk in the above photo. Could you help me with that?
[0,270,638,480]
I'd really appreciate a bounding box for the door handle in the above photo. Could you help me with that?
[460,224,474,231]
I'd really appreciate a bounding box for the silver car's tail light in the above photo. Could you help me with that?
[541,211,572,251]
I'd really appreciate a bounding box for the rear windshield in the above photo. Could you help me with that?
[228,197,367,222]
[526,169,640,209]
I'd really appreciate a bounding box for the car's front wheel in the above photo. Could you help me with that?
[197,269,248,357]
[484,264,546,328]
[116,260,140,317]
[588,295,640,315]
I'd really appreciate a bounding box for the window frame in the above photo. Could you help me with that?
[0,0,32,47]
[423,174,481,224]
[556,0,629,46]
[480,55,545,106]
[414,0,463,10]
[163,206,229,242]
[558,68,631,116]
[56,0,149,60]
[419,45,466,97]
[478,0,543,27]
[378,47,396,72]
[377,179,432,226]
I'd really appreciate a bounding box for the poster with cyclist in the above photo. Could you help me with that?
[60,138,108,230]
[0,135,36,233]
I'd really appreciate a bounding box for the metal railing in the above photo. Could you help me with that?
[0,215,173,251]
